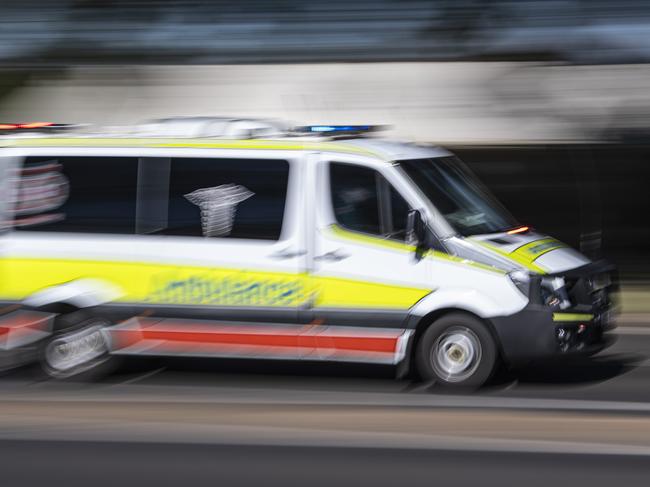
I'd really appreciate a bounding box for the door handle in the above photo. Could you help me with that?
[269,248,307,260]
[315,249,350,262]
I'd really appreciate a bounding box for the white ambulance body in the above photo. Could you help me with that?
[0,122,616,387]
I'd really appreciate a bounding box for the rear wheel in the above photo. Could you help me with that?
[415,313,498,388]
[40,311,114,380]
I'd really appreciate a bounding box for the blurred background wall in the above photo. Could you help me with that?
[1,0,650,282]
[3,62,650,143]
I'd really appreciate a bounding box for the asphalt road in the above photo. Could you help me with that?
[2,441,650,487]
[0,326,649,485]
[71,328,650,402]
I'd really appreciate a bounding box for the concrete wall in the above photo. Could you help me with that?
[2,62,649,143]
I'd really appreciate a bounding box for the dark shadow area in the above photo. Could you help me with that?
[497,354,642,386]
[453,143,650,280]
[75,351,642,396]
[136,356,395,379]
[94,356,400,393]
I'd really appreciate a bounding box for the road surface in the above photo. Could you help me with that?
[0,325,649,485]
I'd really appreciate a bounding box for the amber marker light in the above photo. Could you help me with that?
[507,226,530,235]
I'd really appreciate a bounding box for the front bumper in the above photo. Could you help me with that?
[490,305,615,366]
[491,260,617,366]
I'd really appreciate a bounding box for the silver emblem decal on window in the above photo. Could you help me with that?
[184,184,254,237]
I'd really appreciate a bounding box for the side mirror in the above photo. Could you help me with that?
[406,209,427,258]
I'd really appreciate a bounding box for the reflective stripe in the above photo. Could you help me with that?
[513,238,567,262]
[107,317,412,364]
[328,224,505,274]
[472,237,568,274]
[0,257,431,310]
[552,313,594,322]
[328,224,416,253]
[8,138,386,160]
[316,275,430,309]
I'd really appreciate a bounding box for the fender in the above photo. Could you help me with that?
[396,287,527,379]
[22,278,123,309]
[409,287,527,321]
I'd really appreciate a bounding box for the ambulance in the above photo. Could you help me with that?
[0,120,617,387]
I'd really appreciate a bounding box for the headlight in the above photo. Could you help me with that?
[541,277,571,309]
[508,270,531,297]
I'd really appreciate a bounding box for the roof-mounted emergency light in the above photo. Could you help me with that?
[294,125,385,136]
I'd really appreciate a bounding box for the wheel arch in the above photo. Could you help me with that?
[22,278,123,311]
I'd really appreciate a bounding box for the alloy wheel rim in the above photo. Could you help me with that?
[431,326,482,383]
[44,324,108,372]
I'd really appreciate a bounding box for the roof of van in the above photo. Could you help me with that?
[0,136,452,162]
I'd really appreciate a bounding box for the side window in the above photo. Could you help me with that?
[330,162,411,240]
[14,156,138,234]
[163,158,289,240]
[389,185,410,240]
[330,163,381,235]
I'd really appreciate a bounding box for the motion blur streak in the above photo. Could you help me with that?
[6,62,650,143]
[0,310,53,350]
[2,1,650,485]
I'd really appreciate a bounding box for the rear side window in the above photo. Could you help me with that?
[14,156,290,240]
[14,156,138,234]
[162,158,289,240]
[330,162,411,240]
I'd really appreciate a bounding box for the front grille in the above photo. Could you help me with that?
[555,322,603,352]
[565,271,617,312]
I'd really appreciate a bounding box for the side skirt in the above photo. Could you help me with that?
[104,317,413,365]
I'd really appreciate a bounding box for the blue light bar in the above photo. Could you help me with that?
[311,125,370,133]
[296,125,378,134]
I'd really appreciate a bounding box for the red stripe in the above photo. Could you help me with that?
[143,329,302,348]
[139,330,397,353]
[317,335,397,353]
[108,320,401,356]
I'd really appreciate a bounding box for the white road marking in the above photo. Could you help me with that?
[2,382,650,414]
[118,367,166,385]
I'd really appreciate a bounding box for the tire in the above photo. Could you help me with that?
[415,312,498,389]
[39,311,117,380]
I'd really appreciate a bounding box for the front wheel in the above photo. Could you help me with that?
[415,313,498,389]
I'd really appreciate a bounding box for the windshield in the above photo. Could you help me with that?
[398,156,519,237]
